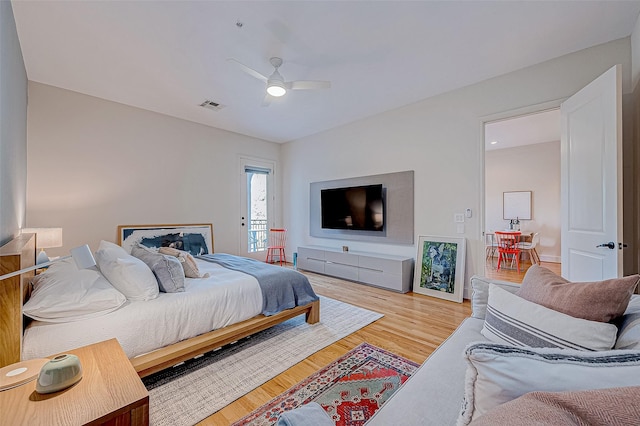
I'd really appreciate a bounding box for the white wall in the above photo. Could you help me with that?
[485,141,561,262]
[0,1,28,245]
[26,83,281,256]
[283,38,632,294]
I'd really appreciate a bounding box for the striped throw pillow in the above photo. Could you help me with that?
[481,284,617,351]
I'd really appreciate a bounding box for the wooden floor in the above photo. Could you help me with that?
[198,270,471,425]
[197,259,564,424]
[484,257,561,283]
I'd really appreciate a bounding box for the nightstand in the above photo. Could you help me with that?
[0,338,149,425]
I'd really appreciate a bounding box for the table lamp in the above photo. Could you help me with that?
[21,228,63,265]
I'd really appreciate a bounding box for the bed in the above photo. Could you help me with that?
[0,224,320,378]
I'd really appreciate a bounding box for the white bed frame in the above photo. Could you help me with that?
[0,232,319,377]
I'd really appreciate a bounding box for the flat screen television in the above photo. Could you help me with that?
[321,184,384,231]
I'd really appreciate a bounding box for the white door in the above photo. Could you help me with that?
[239,157,275,260]
[561,65,622,280]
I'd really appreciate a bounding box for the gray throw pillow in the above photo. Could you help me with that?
[131,244,185,293]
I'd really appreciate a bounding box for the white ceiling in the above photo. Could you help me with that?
[485,109,561,151]
[11,1,640,143]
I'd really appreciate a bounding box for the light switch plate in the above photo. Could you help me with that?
[456,224,465,234]
[454,214,464,223]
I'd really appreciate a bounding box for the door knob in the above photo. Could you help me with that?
[596,242,615,249]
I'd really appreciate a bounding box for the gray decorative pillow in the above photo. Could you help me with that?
[131,244,185,293]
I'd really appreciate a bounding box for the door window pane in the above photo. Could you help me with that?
[247,172,268,253]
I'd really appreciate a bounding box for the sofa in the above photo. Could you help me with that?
[366,266,640,425]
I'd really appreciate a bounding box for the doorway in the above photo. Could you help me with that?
[484,108,562,282]
[239,157,275,260]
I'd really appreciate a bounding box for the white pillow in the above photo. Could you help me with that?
[95,240,159,301]
[470,276,520,319]
[457,342,640,425]
[615,296,640,350]
[23,258,126,322]
[481,284,617,351]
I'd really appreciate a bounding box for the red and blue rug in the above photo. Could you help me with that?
[232,342,420,426]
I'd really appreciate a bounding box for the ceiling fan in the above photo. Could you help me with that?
[228,57,331,105]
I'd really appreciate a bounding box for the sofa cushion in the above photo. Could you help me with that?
[615,295,640,350]
[468,386,640,426]
[516,265,639,322]
[366,317,486,426]
[458,342,640,425]
[469,275,520,320]
[481,284,617,351]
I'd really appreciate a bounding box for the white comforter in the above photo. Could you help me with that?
[22,261,263,360]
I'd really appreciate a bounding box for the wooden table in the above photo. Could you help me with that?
[0,339,149,425]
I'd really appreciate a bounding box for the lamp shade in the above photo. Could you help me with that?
[21,228,63,249]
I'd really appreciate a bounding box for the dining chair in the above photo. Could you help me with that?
[265,228,287,266]
[485,233,498,267]
[518,232,541,265]
[495,231,522,273]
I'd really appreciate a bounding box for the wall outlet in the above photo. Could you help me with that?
[454,213,465,223]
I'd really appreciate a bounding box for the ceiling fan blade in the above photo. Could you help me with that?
[227,58,268,82]
[287,80,331,90]
[261,94,273,107]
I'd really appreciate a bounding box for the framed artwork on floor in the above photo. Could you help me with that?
[413,235,466,303]
[117,223,214,256]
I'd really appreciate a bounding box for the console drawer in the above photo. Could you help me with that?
[325,262,359,281]
[358,255,403,274]
[358,269,405,292]
[325,251,358,266]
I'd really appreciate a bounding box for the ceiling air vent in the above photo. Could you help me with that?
[199,100,225,111]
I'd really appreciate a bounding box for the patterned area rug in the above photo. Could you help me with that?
[233,343,419,426]
[142,296,383,426]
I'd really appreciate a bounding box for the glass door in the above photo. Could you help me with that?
[240,157,275,260]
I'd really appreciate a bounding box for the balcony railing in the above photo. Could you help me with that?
[249,219,268,252]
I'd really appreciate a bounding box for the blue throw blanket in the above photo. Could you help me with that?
[197,254,319,316]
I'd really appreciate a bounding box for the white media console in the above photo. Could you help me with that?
[297,246,414,293]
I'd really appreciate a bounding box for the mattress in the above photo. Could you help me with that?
[22,260,263,360]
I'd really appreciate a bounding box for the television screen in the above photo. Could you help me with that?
[321,184,384,231]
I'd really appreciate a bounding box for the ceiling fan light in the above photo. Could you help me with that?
[267,82,286,97]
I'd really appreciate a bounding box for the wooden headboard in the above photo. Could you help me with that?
[0,233,36,368]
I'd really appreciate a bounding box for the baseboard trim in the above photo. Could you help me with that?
[539,255,560,263]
